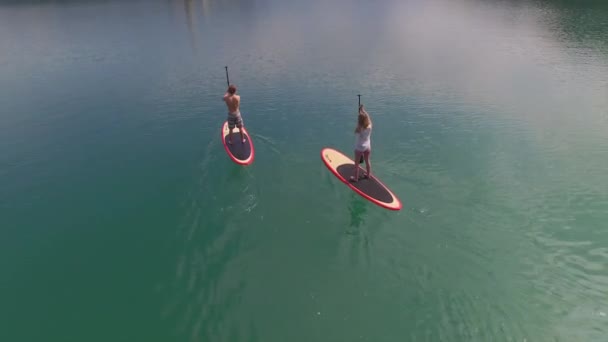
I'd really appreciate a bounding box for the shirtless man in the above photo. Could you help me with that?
[223,84,245,144]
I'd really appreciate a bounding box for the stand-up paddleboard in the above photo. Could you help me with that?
[221,121,254,165]
[321,148,402,210]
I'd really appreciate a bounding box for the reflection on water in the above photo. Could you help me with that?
[184,0,198,51]
[348,195,367,230]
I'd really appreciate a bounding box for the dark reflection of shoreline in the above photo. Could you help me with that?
[470,0,608,56]
[200,0,210,17]
[183,0,199,53]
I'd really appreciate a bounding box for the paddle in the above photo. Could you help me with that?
[357,94,364,164]
[225,66,230,86]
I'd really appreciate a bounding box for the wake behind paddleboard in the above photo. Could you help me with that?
[321,148,402,210]
[221,121,254,165]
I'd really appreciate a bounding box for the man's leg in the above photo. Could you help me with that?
[228,119,234,144]
[237,117,245,143]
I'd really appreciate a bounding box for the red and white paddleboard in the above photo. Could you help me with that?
[321,148,402,210]
[221,121,255,165]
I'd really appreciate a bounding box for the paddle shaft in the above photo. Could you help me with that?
[225,66,230,86]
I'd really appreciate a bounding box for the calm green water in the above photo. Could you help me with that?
[1,0,607,341]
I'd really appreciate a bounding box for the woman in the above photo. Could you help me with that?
[350,104,372,182]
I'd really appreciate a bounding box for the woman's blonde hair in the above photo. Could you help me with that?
[356,104,372,133]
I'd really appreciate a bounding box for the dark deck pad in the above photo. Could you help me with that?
[336,164,393,203]
[225,133,252,161]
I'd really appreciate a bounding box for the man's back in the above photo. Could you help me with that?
[223,84,245,143]
[224,94,240,114]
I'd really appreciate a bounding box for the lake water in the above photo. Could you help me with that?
[1,0,607,341]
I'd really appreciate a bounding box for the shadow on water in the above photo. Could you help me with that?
[338,193,376,269]
[227,161,251,180]
[347,193,367,232]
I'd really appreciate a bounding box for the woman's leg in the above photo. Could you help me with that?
[351,150,363,182]
[363,150,371,178]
